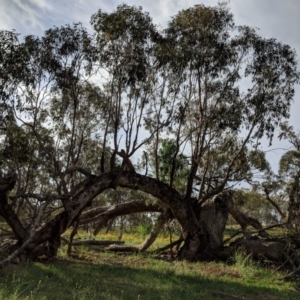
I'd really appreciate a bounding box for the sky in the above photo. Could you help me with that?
[1,0,300,172]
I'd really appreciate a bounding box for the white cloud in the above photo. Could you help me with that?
[0,0,52,34]
[28,0,51,10]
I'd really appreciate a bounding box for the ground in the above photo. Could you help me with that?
[0,228,299,300]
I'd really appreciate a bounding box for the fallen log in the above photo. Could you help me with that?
[71,240,125,246]
[230,238,289,263]
[105,245,138,252]
[151,238,184,254]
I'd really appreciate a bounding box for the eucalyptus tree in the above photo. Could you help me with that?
[86,3,298,260]
[0,3,299,263]
[90,5,163,172]
[0,23,103,259]
[277,123,300,235]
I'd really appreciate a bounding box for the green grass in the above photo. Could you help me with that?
[64,227,179,250]
[0,229,299,300]
[0,249,299,300]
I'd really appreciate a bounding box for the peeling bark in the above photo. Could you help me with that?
[177,191,232,260]
[199,192,231,250]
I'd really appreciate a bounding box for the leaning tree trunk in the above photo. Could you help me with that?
[0,171,222,261]
[0,171,236,262]
[76,172,210,261]
[178,191,232,260]
[137,211,171,251]
[228,198,269,239]
[67,199,162,255]
[106,210,172,252]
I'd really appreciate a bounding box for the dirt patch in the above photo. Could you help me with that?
[248,295,285,300]
[196,262,242,278]
[210,291,286,300]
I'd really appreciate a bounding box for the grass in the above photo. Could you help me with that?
[0,229,299,300]
[0,252,299,300]
[65,227,178,250]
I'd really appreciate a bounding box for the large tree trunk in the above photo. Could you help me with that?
[0,171,225,261]
[37,172,206,261]
[178,191,232,260]
[0,171,265,262]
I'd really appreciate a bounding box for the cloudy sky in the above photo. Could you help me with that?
[1,0,300,171]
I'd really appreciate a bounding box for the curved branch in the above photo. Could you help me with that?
[92,200,162,235]
[61,171,193,232]
[18,171,200,259]
[79,199,162,226]
[137,210,171,251]
[106,210,172,252]
[64,166,92,177]
[228,199,269,239]
[263,187,285,219]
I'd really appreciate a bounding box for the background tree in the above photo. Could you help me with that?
[277,123,300,236]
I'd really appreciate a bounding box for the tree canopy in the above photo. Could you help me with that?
[0,3,299,266]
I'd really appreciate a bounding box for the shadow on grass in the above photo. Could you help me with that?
[0,257,298,300]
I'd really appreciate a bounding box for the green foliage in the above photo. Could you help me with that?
[0,3,297,198]
[232,250,257,272]
[278,123,300,180]
[279,150,300,176]
[136,223,152,237]
[156,138,189,191]
[0,124,31,165]
[277,124,300,236]
[91,4,156,86]
[234,189,282,224]
[162,4,234,74]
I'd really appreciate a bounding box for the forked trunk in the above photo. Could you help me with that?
[178,192,231,260]
[0,172,243,262]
